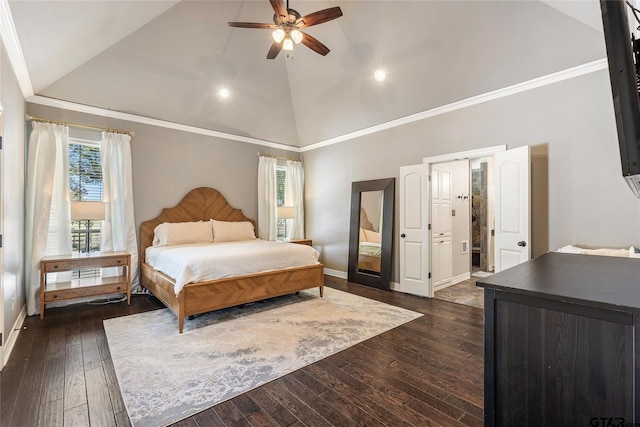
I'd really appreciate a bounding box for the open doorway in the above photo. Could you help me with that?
[399,144,542,304]
[433,157,490,308]
[470,157,494,278]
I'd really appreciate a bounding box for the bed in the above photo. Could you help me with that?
[139,187,324,333]
[357,226,382,272]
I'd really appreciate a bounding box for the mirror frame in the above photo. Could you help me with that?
[347,178,395,290]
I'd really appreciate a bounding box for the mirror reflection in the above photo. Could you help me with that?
[357,191,384,274]
[348,178,394,291]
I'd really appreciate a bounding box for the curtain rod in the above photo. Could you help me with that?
[257,153,301,162]
[25,115,135,137]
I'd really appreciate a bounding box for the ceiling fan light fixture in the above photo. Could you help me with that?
[290,29,303,44]
[272,28,285,43]
[283,37,294,51]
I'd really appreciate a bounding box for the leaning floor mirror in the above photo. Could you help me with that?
[348,178,395,290]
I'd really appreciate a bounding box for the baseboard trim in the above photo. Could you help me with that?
[2,305,26,370]
[323,268,347,280]
[452,272,471,285]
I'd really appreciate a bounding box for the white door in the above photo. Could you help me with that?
[431,165,452,238]
[399,164,430,297]
[431,164,452,288]
[494,146,530,272]
[432,237,452,289]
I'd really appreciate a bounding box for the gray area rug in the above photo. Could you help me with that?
[104,287,422,427]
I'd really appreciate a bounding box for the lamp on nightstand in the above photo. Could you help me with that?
[277,206,295,241]
[71,201,105,254]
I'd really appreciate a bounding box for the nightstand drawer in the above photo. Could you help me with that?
[43,255,128,272]
[44,280,127,302]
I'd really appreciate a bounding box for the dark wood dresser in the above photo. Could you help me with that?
[477,252,640,426]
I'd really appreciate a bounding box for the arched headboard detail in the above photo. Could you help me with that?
[139,187,256,261]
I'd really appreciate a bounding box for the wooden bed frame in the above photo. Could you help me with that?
[139,187,324,333]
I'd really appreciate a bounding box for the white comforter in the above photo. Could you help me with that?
[359,242,382,256]
[146,240,320,295]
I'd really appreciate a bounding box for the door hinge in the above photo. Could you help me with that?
[428,272,431,279]
[428,175,431,182]
[428,224,431,230]
[0,333,3,346]
[0,234,3,248]
[0,136,3,149]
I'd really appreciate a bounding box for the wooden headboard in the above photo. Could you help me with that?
[139,187,256,261]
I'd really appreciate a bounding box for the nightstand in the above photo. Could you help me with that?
[40,251,131,318]
[289,239,312,246]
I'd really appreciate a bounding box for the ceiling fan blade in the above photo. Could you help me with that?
[267,41,282,59]
[300,32,330,56]
[228,22,274,29]
[270,0,287,18]
[297,7,343,28]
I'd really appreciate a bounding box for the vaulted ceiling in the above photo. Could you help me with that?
[8,0,606,148]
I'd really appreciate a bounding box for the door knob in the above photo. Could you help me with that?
[517,241,527,247]
[401,233,406,238]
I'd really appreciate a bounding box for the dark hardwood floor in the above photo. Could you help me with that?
[1,277,484,427]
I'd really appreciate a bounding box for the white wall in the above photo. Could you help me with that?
[304,70,640,282]
[2,41,26,360]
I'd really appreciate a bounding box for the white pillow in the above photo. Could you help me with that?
[363,229,382,243]
[211,219,256,243]
[152,221,214,247]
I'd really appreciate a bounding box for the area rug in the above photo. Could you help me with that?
[104,287,422,427]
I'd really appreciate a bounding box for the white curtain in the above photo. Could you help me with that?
[257,156,278,240]
[25,122,72,316]
[285,160,304,239]
[100,132,139,290]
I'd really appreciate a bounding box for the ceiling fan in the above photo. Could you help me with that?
[228,0,343,59]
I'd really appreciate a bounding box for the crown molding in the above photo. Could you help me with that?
[22,56,606,154]
[27,95,301,152]
[300,58,608,153]
[0,0,33,97]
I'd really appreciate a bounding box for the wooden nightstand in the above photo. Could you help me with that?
[40,251,131,318]
[289,239,312,246]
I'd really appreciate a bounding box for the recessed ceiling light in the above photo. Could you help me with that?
[218,88,231,99]
[373,69,386,82]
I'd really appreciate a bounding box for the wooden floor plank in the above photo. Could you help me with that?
[244,387,301,427]
[85,367,116,427]
[230,393,280,427]
[37,397,63,427]
[263,379,330,427]
[63,403,90,427]
[191,407,227,427]
[64,342,87,413]
[0,280,484,427]
[212,400,252,427]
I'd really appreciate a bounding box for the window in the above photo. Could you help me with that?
[276,167,286,207]
[69,139,103,254]
[276,167,286,239]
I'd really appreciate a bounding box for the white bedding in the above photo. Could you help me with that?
[146,240,320,295]
[359,241,382,257]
